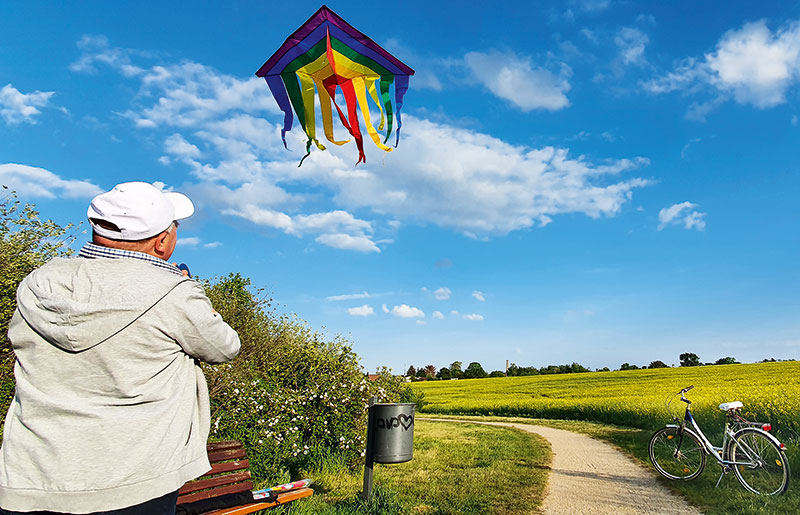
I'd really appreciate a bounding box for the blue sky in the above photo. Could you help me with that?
[2,1,799,373]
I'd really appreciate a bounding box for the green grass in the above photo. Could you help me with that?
[285,419,551,514]
[420,414,800,515]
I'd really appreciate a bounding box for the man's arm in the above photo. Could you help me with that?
[160,281,241,363]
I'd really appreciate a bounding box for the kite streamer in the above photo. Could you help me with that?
[256,5,414,165]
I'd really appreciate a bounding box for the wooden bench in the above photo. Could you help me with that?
[178,440,313,514]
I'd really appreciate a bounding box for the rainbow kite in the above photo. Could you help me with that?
[256,5,414,165]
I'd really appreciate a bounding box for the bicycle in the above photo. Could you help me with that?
[648,385,790,495]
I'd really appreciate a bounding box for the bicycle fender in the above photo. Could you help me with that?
[735,427,785,448]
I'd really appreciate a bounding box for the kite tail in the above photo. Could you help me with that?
[265,75,294,149]
[393,75,410,148]
[298,138,313,167]
[313,76,349,146]
[380,76,394,144]
[352,76,392,153]
[340,80,366,164]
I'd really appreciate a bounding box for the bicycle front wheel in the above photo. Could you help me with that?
[729,428,789,495]
[649,426,706,480]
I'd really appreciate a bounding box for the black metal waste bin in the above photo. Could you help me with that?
[370,403,415,464]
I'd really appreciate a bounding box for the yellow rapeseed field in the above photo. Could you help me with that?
[411,361,800,441]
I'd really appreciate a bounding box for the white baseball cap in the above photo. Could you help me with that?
[88,182,195,240]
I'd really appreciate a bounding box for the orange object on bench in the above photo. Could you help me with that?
[178,440,313,514]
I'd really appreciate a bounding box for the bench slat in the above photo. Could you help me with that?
[207,448,246,462]
[204,488,314,515]
[177,480,253,504]
[207,441,243,452]
[207,459,250,475]
[179,470,252,495]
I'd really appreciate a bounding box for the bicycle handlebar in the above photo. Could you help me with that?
[680,385,694,394]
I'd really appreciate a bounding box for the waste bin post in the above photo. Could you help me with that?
[360,396,377,501]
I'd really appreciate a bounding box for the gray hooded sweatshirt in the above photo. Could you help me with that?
[0,257,241,513]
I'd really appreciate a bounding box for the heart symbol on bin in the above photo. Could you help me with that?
[398,414,414,431]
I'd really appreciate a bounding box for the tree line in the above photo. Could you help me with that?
[405,353,793,381]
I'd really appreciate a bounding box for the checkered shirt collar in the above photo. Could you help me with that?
[78,242,183,276]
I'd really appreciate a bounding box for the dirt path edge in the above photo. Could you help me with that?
[419,418,702,515]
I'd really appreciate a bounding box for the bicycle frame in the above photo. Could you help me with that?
[668,394,758,469]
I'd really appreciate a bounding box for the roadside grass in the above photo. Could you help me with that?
[284,419,551,514]
[420,414,800,515]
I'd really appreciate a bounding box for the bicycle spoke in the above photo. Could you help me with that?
[731,429,789,495]
[649,427,705,480]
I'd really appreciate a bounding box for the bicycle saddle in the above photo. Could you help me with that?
[718,401,743,411]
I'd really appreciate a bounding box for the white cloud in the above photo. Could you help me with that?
[463,313,485,321]
[680,138,702,159]
[164,133,202,161]
[707,21,800,108]
[177,237,201,246]
[643,20,800,114]
[0,163,103,199]
[575,0,610,13]
[464,51,571,111]
[450,310,460,316]
[69,35,145,77]
[615,27,649,66]
[0,84,55,125]
[347,304,375,317]
[382,304,390,313]
[329,116,650,236]
[792,115,799,126]
[658,202,707,231]
[222,205,379,253]
[328,291,371,301]
[177,236,222,248]
[432,310,444,319]
[472,291,486,302]
[434,287,452,300]
[316,233,380,253]
[392,304,425,318]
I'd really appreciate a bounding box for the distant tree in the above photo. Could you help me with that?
[463,361,488,379]
[424,364,437,377]
[405,365,416,377]
[714,357,738,365]
[436,367,451,380]
[648,360,668,369]
[620,363,639,371]
[489,370,505,378]
[569,362,590,373]
[507,363,538,376]
[449,361,464,379]
[679,353,701,367]
[596,367,610,372]
[415,368,427,378]
[761,358,777,363]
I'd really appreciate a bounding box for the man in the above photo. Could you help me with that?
[0,182,241,514]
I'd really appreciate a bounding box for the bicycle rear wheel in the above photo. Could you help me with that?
[729,428,789,495]
[649,426,706,480]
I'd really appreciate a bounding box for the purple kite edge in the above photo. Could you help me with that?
[256,5,413,77]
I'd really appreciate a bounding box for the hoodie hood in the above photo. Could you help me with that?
[15,257,189,352]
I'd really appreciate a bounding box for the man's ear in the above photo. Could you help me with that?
[153,230,171,254]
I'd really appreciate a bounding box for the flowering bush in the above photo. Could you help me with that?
[203,274,408,484]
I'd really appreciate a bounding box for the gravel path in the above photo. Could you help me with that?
[421,418,702,515]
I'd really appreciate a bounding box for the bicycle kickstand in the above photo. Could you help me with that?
[715,465,730,488]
